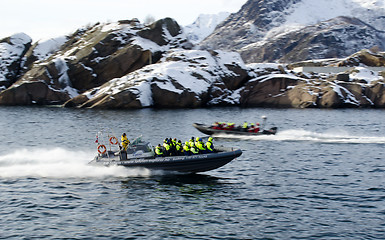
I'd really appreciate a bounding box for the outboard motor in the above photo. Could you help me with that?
[120,151,127,160]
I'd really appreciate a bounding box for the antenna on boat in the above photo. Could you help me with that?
[261,115,267,130]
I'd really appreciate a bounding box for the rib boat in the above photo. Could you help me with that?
[89,135,242,173]
[193,123,277,136]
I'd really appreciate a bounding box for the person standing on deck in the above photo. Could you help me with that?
[121,133,130,151]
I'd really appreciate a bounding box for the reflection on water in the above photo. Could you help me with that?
[120,173,232,198]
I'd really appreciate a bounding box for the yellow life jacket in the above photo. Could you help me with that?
[183,143,190,152]
[155,146,163,155]
[206,141,213,151]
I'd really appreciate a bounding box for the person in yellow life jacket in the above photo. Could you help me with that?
[155,144,164,157]
[206,137,214,153]
[121,133,130,151]
[171,138,177,155]
[183,141,191,156]
[242,121,248,132]
[189,138,195,148]
[189,137,199,155]
[176,140,182,156]
[163,139,171,156]
[196,137,207,153]
[190,145,199,155]
[194,137,200,148]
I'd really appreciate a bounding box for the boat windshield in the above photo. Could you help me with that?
[130,135,143,145]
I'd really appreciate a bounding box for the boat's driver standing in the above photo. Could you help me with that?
[121,133,130,151]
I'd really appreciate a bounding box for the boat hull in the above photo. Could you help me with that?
[89,147,242,173]
[193,123,277,136]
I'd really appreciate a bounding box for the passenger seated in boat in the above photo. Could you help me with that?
[183,141,191,156]
[241,121,248,132]
[155,144,164,157]
[176,140,183,156]
[189,138,199,155]
[170,138,176,155]
[195,137,207,154]
[225,122,235,130]
[163,138,171,156]
[248,123,260,133]
[212,122,226,130]
[206,137,214,153]
[190,145,199,155]
[121,133,130,151]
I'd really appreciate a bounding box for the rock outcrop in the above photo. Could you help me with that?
[0,33,32,89]
[64,49,249,109]
[240,51,385,108]
[0,18,188,106]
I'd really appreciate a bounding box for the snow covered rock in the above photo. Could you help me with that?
[0,33,32,89]
[240,57,385,108]
[64,49,249,109]
[23,36,69,69]
[0,18,190,106]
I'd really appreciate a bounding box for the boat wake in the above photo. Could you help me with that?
[214,129,385,144]
[0,148,154,178]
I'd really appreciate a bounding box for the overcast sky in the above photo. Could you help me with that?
[1,0,246,42]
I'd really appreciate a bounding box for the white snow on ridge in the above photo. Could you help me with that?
[33,36,68,62]
[349,67,384,84]
[184,12,230,44]
[263,0,385,40]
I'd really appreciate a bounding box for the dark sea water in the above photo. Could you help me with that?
[1,106,385,239]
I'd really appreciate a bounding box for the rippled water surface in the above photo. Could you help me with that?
[1,107,385,239]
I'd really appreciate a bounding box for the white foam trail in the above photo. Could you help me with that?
[0,148,152,178]
[214,129,385,144]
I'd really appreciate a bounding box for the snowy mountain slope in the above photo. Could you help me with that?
[273,0,385,36]
[241,16,385,63]
[200,0,385,63]
[183,12,230,44]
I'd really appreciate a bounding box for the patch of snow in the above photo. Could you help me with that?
[101,22,121,32]
[53,57,71,87]
[0,33,32,82]
[131,36,163,52]
[349,67,383,84]
[134,81,153,107]
[184,12,230,44]
[332,83,360,105]
[9,33,32,45]
[33,36,67,62]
